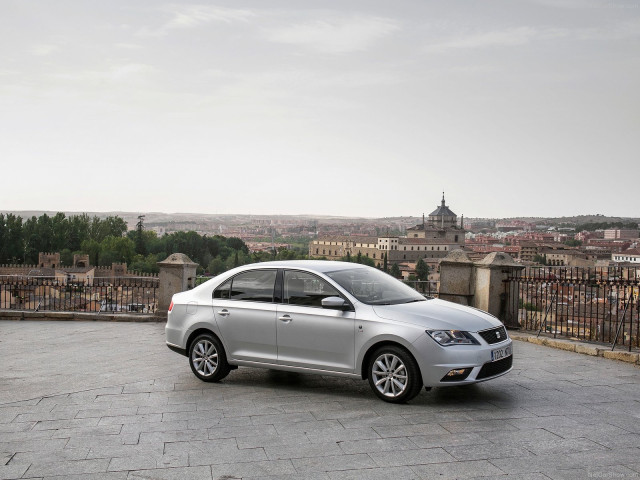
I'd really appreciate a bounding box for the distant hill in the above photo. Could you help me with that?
[1,210,638,229]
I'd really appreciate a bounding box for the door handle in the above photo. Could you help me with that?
[217,309,230,317]
[278,314,292,323]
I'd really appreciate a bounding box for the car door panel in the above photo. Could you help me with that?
[276,305,356,373]
[214,300,278,362]
[212,269,278,363]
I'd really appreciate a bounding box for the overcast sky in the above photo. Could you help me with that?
[1,0,638,219]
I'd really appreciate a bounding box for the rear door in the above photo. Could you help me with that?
[213,269,278,363]
[276,270,356,373]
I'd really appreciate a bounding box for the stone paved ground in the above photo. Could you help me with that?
[0,320,639,480]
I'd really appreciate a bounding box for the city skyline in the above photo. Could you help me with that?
[2,1,639,218]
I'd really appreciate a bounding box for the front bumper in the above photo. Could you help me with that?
[412,333,513,387]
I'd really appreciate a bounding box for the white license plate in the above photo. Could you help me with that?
[491,344,512,362]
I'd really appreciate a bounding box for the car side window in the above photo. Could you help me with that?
[213,279,231,299]
[224,270,277,303]
[284,270,341,308]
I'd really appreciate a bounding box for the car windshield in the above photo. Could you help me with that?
[326,267,427,305]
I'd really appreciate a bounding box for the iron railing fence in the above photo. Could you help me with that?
[0,275,158,314]
[195,275,214,287]
[403,280,439,298]
[506,266,640,351]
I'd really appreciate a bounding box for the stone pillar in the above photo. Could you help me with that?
[438,250,474,306]
[157,253,198,317]
[473,252,524,326]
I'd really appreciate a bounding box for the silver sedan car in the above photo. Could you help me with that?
[166,260,512,403]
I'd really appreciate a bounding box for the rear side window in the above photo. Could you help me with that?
[213,279,231,299]
[214,270,277,303]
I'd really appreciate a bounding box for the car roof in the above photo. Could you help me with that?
[243,260,368,274]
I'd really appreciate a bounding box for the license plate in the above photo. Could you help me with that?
[491,344,512,362]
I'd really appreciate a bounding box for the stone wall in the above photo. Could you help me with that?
[0,265,36,275]
[438,250,524,325]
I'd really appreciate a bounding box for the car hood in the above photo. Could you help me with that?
[372,298,503,332]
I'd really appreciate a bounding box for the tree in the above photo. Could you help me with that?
[135,215,147,256]
[390,263,401,278]
[207,258,226,275]
[533,254,547,265]
[60,249,74,267]
[81,239,101,266]
[129,253,160,274]
[4,214,24,263]
[415,258,429,281]
[98,236,135,266]
[383,252,388,272]
[0,214,6,263]
[226,237,249,254]
[90,216,127,242]
[68,214,91,251]
[51,213,69,252]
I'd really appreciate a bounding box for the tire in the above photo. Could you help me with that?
[188,333,231,382]
[367,345,423,403]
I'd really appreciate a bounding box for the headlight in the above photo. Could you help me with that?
[426,330,479,346]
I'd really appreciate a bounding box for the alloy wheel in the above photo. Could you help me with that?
[191,339,218,377]
[371,353,408,398]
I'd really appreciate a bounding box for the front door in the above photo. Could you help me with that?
[276,270,356,373]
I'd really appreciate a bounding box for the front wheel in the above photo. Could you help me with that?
[189,333,231,382]
[368,346,423,403]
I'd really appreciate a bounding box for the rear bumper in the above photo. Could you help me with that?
[167,342,187,357]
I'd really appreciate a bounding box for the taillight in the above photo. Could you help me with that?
[168,301,174,312]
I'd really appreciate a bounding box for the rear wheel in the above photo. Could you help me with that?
[368,346,422,403]
[189,333,231,382]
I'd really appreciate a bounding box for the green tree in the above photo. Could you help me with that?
[90,216,127,242]
[134,215,147,256]
[390,263,401,278]
[207,258,226,275]
[415,258,429,281]
[60,248,74,267]
[226,237,249,253]
[129,253,161,274]
[341,252,375,267]
[0,213,23,263]
[81,239,101,267]
[383,252,388,272]
[4,214,25,263]
[0,214,6,263]
[49,213,69,252]
[533,254,547,265]
[68,214,91,251]
[564,239,582,247]
[98,236,135,266]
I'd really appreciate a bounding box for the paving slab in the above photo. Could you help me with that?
[1,320,640,479]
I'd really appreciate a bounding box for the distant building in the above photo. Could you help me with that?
[612,248,640,264]
[604,229,640,240]
[309,194,465,268]
[28,252,96,283]
[540,246,592,267]
[519,242,539,263]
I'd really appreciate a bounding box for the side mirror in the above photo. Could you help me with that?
[321,296,350,310]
